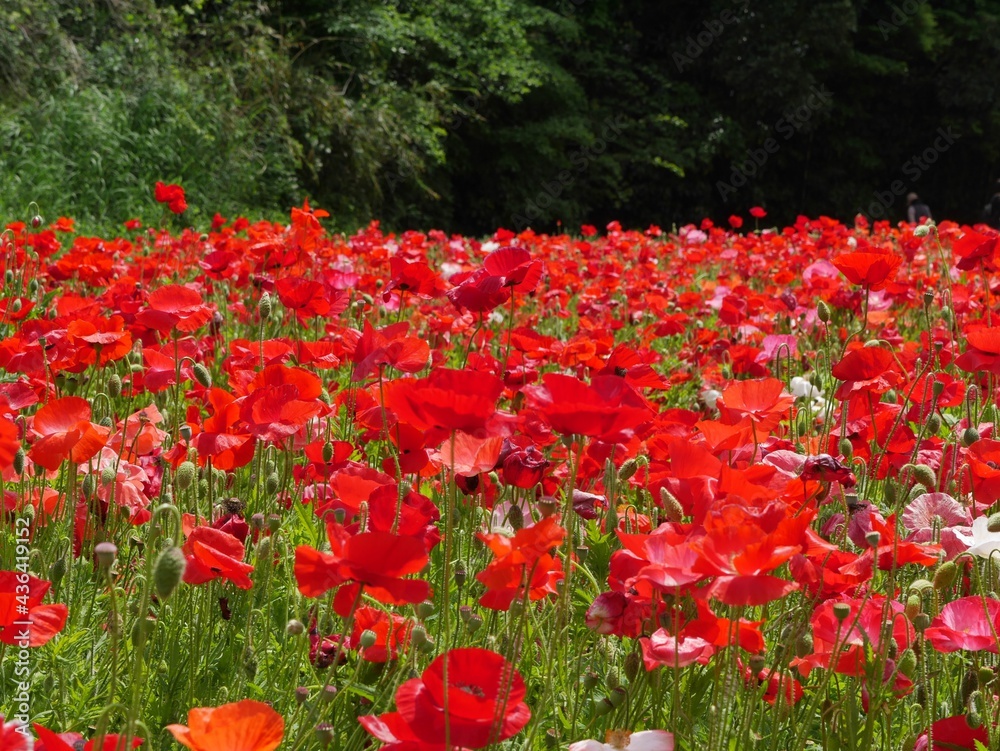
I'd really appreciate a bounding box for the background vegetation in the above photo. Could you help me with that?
[1,0,998,232]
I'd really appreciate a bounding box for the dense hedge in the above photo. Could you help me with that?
[1,0,998,232]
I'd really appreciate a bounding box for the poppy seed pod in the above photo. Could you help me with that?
[95,542,118,570]
[153,546,186,601]
[193,363,212,388]
[258,291,272,320]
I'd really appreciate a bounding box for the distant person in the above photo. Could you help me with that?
[907,193,931,224]
[982,179,1000,229]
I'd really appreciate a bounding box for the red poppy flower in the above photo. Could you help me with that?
[0,571,68,646]
[0,719,30,751]
[914,715,988,751]
[294,522,429,616]
[717,377,793,434]
[359,647,531,749]
[191,388,256,470]
[524,373,653,441]
[956,327,1000,375]
[952,228,1000,271]
[166,700,283,751]
[749,206,767,218]
[382,369,504,443]
[966,438,1000,505]
[135,285,213,333]
[154,181,187,214]
[385,257,445,299]
[351,321,431,382]
[483,246,543,293]
[831,346,901,400]
[28,396,110,471]
[275,275,331,320]
[182,526,255,590]
[925,596,1000,653]
[33,725,143,751]
[240,364,325,443]
[831,250,902,291]
[476,517,565,610]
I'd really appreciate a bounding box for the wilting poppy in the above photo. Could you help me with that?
[166,699,284,751]
[359,647,531,749]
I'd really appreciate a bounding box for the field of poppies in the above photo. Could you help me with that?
[3,188,1000,751]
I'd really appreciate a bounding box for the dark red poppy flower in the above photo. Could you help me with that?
[182,526,255,590]
[154,181,187,214]
[831,250,903,291]
[524,373,653,441]
[0,571,68,646]
[359,647,531,749]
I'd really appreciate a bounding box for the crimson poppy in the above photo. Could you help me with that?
[0,719,29,751]
[154,181,187,214]
[382,368,504,443]
[33,725,143,751]
[359,647,531,749]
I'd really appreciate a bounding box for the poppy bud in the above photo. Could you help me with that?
[131,617,156,644]
[933,561,958,592]
[411,626,428,647]
[3,269,12,284]
[962,427,980,446]
[897,649,916,679]
[176,461,196,490]
[258,292,272,320]
[977,666,994,688]
[616,654,639,686]
[13,448,24,475]
[884,389,897,403]
[153,547,186,601]
[256,537,271,561]
[99,415,113,429]
[817,300,831,323]
[925,413,941,434]
[49,557,67,587]
[506,504,524,530]
[912,464,936,489]
[31,214,42,228]
[607,686,627,708]
[286,619,304,636]
[883,482,898,507]
[28,279,38,295]
[82,473,97,499]
[108,374,122,398]
[837,438,853,460]
[193,363,212,388]
[618,458,638,482]
[961,669,979,702]
[659,487,684,522]
[265,472,279,494]
[904,594,922,621]
[593,697,614,716]
[914,224,930,237]
[583,671,599,691]
[101,466,117,485]
[795,632,814,658]
[908,484,929,503]
[322,442,334,463]
[966,690,983,728]
[913,613,931,632]
[987,513,1000,533]
[10,299,20,313]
